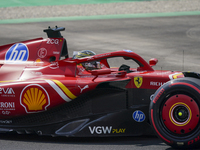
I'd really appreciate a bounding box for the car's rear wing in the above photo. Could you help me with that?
[43,26,65,38]
[43,26,68,59]
[0,26,68,64]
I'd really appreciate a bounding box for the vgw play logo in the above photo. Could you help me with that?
[133,110,145,122]
[5,43,29,63]
[89,126,112,134]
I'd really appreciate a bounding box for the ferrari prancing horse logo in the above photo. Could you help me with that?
[134,76,143,88]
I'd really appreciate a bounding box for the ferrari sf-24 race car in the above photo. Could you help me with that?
[0,26,200,149]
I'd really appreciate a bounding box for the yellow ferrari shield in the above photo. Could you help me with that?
[134,76,143,88]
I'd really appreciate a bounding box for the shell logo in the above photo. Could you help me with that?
[20,84,50,113]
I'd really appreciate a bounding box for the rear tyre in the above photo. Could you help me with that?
[150,78,200,149]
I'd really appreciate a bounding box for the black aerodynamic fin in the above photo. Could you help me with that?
[183,72,200,79]
[43,26,65,38]
[43,26,69,59]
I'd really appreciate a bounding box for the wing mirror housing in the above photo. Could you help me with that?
[149,58,158,67]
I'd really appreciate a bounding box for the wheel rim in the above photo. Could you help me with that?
[162,94,199,134]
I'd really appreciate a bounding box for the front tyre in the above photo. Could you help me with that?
[150,78,200,149]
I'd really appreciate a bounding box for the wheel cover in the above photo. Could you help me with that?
[162,94,199,134]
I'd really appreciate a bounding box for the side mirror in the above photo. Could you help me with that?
[149,58,158,67]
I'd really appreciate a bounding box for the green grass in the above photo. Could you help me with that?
[0,0,152,7]
[1,11,200,24]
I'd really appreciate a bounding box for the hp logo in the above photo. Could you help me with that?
[133,110,145,122]
[5,43,29,63]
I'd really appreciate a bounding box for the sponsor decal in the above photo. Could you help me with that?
[47,38,59,45]
[150,81,165,87]
[0,102,15,110]
[2,111,11,115]
[31,72,43,75]
[53,51,60,55]
[100,63,107,68]
[89,126,112,134]
[156,71,172,75]
[77,66,85,74]
[133,110,145,122]
[89,126,126,134]
[93,53,111,59]
[0,120,12,124]
[123,49,133,53]
[49,62,59,69]
[38,48,47,58]
[46,80,76,102]
[169,73,184,80]
[188,135,200,146]
[86,57,94,61]
[78,85,89,93]
[80,75,95,78]
[5,43,29,63]
[112,128,126,133]
[134,76,143,88]
[35,58,42,63]
[0,102,15,115]
[153,88,165,103]
[0,88,15,97]
[20,84,50,113]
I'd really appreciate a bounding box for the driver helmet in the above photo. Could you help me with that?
[72,50,96,59]
[72,50,100,70]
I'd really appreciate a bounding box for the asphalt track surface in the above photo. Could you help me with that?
[0,15,200,150]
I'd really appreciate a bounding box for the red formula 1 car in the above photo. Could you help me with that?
[0,26,199,149]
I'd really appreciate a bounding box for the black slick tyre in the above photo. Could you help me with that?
[150,78,200,149]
